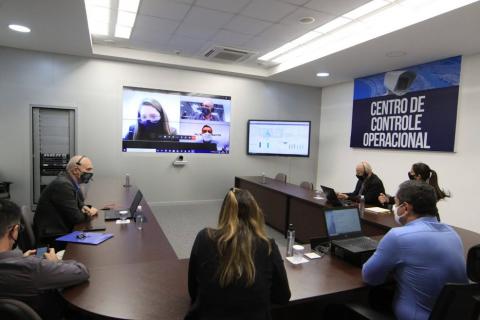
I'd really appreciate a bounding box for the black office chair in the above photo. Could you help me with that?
[0,299,42,320]
[329,244,480,320]
[300,181,314,190]
[275,173,287,183]
[18,205,36,251]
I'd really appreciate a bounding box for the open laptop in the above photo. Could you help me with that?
[104,190,143,221]
[321,185,352,207]
[324,207,378,254]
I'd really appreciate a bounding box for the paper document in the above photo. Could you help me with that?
[365,207,391,214]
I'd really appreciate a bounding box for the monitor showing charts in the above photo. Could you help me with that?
[122,86,231,154]
[247,120,311,157]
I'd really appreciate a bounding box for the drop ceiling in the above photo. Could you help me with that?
[1,0,480,87]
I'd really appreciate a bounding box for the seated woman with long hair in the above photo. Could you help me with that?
[185,188,291,320]
[379,162,450,220]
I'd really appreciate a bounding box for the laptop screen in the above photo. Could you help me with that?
[129,190,143,214]
[324,208,361,237]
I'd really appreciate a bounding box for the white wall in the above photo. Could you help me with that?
[0,47,321,207]
[317,53,480,232]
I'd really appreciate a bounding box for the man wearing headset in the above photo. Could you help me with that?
[34,155,98,250]
[337,161,385,206]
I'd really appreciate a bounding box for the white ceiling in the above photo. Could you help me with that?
[1,0,480,87]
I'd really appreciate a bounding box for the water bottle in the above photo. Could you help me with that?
[261,172,266,184]
[286,224,295,257]
[359,195,365,216]
[124,173,130,187]
[135,205,144,230]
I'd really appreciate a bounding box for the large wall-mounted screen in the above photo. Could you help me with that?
[247,120,311,157]
[122,86,231,154]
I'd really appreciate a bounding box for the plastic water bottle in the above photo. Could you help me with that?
[124,173,130,187]
[261,172,266,184]
[359,195,365,216]
[286,224,295,257]
[135,205,144,230]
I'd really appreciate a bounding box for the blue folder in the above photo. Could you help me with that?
[56,231,113,245]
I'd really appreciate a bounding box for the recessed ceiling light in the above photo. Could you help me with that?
[316,72,330,77]
[299,17,315,24]
[386,50,407,57]
[8,24,31,33]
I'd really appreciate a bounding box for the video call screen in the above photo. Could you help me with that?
[122,86,231,154]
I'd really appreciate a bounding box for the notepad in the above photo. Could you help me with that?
[365,207,391,214]
[56,231,114,245]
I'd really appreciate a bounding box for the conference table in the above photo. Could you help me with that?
[235,176,480,255]
[61,176,480,319]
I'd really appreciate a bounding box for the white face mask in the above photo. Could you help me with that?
[393,204,407,225]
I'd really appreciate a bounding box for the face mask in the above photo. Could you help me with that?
[201,107,211,115]
[79,172,93,184]
[393,204,407,225]
[408,172,416,180]
[202,132,212,142]
[9,229,18,250]
[356,174,366,181]
[140,120,159,127]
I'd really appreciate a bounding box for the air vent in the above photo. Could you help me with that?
[203,46,255,63]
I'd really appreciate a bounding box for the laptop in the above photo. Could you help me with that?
[104,190,143,221]
[81,210,107,231]
[321,185,352,207]
[324,207,378,254]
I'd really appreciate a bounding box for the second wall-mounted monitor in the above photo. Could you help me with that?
[247,120,311,157]
[122,86,231,154]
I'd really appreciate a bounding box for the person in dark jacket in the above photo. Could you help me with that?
[185,188,291,320]
[378,162,449,220]
[0,199,89,320]
[337,161,385,206]
[33,155,98,250]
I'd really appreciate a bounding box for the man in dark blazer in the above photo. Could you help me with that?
[33,155,98,249]
[337,161,385,206]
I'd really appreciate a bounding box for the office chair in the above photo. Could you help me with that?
[18,205,36,251]
[275,173,287,183]
[329,244,480,320]
[0,299,42,320]
[300,181,314,190]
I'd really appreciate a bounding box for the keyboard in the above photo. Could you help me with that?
[335,236,378,250]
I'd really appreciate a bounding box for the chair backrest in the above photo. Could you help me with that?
[0,298,42,320]
[429,245,480,320]
[18,205,36,250]
[468,244,480,282]
[428,283,480,320]
[275,173,287,183]
[300,181,314,190]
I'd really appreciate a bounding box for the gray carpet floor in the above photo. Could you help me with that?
[151,201,288,259]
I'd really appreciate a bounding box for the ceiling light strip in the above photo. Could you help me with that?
[267,0,479,73]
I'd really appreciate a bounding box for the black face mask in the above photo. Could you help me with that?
[80,172,93,184]
[201,107,212,115]
[408,172,416,180]
[356,174,366,181]
[140,120,159,127]
[9,230,18,250]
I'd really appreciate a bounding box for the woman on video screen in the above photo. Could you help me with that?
[124,98,177,140]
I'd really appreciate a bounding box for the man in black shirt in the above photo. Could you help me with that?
[337,161,385,206]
